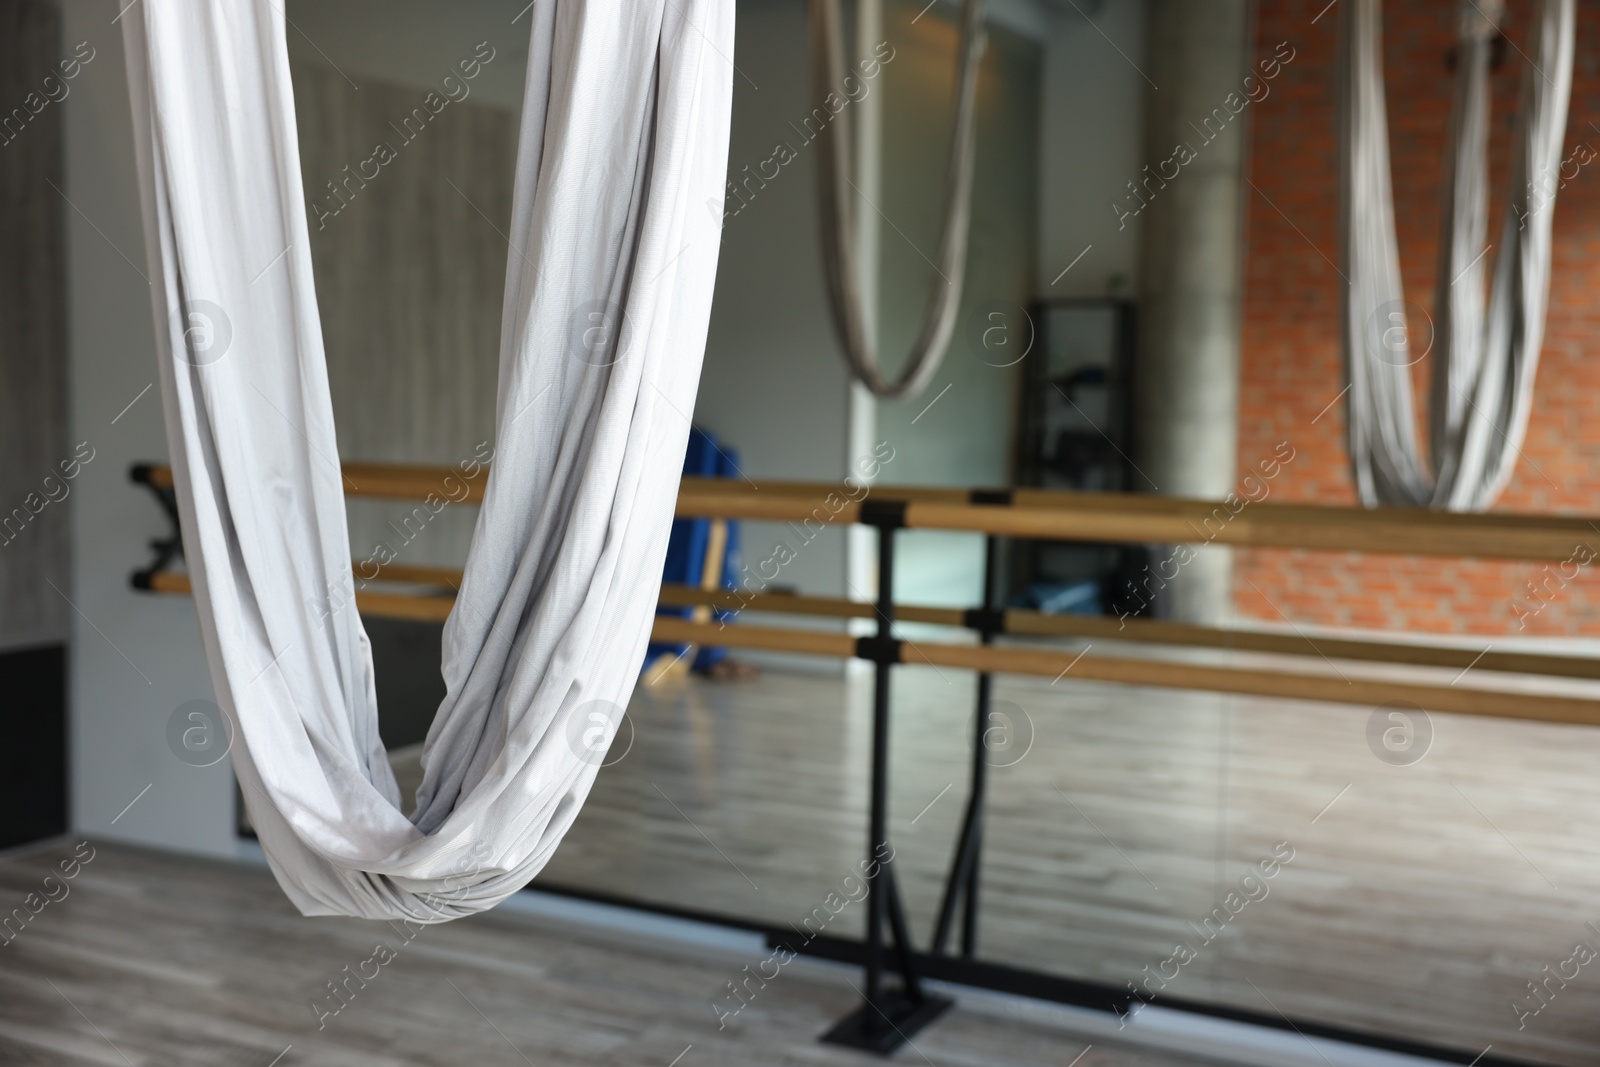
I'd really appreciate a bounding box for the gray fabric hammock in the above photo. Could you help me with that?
[809,0,987,400]
[1341,0,1573,510]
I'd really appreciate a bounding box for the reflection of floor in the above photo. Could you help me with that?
[0,841,1220,1067]
[521,652,1600,1067]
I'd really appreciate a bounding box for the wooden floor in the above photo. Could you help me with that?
[21,649,1600,1066]
[0,841,1218,1067]
[528,649,1600,1067]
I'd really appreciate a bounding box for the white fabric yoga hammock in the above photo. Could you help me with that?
[124,1,733,920]
[1341,0,1573,510]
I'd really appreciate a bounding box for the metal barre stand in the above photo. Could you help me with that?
[821,492,1013,1052]
[820,498,955,1050]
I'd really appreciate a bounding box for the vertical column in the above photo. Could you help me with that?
[1133,0,1251,624]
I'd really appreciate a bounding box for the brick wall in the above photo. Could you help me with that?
[1235,0,1600,635]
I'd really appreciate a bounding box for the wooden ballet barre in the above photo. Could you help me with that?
[133,460,1600,561]
[132,462,493,505]
[649,617,1600,729]
[138,571,1600,726]
[673,491,1600,563]
[684,475,1600,543]
[356,562,465,587]
[142,571,455,623]
[659,585,965,627]
[656,585,1600,682]
[145,557,1600,684]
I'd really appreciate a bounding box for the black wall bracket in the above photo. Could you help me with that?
[129,464,184,589]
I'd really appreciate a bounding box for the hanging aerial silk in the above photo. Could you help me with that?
[1340,0,1573,510]
[809,0,987,400]
[123,0,733,920]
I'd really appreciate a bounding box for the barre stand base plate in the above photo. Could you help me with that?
[819,989,954,1054]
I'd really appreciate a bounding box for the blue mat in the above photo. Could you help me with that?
[646,428,741,673]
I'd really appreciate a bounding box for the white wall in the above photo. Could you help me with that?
[1037,0,1146,299]
[63,0,234,856]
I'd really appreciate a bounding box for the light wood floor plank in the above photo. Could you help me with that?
[533,662,1600,1066]
[0,842,1216,1067]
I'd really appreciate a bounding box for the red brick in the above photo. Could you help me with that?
[1236,1,1600,635]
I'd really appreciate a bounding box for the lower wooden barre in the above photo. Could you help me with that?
[363,562,465,587]
[1005,611,1600,681]
[655,584,1600,682]
[340,462,488,504]
[354,590,453,623]
[651,616,854,657]
[655,585,967,628]
[140,572,1600,725]
[147,568,1600,684]
[911,642,1600,727]
[647,617,1600,728]
[145,571,455,623]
